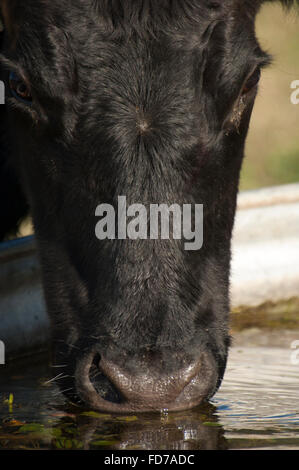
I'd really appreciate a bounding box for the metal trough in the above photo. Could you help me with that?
[231,183,299,307]
[0,183,298,359]
[0,236,49,359]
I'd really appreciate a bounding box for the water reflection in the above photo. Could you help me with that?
[0,370,227,450]
[52,406,227,450]
[0,343,298,450]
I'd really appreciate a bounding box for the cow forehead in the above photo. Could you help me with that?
[3,0,294,32]
[0,0,257,37]
[0,0,261,137]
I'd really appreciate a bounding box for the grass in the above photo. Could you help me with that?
[231,297,299,331]
[241,3,299,190]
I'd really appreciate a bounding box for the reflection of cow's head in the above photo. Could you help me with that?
[0,0,297,412]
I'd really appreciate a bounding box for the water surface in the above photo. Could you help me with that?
[0,336,298,450]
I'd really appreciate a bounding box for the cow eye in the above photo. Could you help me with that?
[242,67,261,95]
[9,71,32,104]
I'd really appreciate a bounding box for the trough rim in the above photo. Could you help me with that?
[237,182,299,210]
[0,182,298,254]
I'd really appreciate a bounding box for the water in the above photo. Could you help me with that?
[0,337,298,450]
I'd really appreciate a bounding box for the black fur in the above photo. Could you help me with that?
[0,0,297,411]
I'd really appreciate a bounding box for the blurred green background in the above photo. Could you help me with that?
[241,3,299,190]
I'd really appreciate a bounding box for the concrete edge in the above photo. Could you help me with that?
[237,182,299,210]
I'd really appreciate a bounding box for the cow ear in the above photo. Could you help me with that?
[0,0,4,33]
[0,0,18,39]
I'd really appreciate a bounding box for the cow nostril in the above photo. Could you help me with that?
[88,354,123,404]
[75,351,218,413]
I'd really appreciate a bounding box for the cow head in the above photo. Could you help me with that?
[0,0,297,412]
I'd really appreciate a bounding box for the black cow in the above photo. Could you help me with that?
[0,0,297,412]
